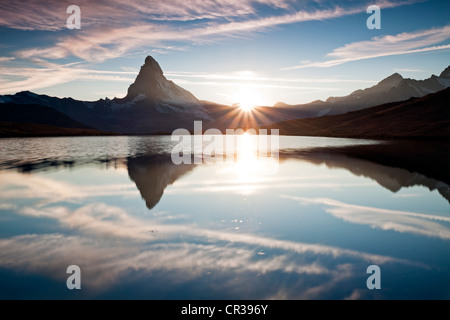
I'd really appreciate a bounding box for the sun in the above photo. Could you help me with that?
[234,87,263,111]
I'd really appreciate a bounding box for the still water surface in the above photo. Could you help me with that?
[0,136,449,299]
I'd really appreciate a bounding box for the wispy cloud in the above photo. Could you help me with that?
[7,1,415,62]
[0,49,378,94]
[394,68,426,73]
[166,70,375,93]
[6,200,414,294]
[0,0,429,99]
[0,170,409,267]
[0,60,136,93]
[0,232,356,296]
[165,70,377,83]
[0,57,15,62]
[283,195,450,239]
[0,167,428,298]
[0,0,298,31]
[284,25,450,69]
[0,171,138,205]
[4,0,399,31]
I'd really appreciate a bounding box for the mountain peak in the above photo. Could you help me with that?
[144,55,163,76]
[145,55,156,64]
[439,65,450,79]
[125,56,165,101]
[378,73,404,87]
[122,55,206,119]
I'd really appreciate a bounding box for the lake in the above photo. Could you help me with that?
[0,136,449,299]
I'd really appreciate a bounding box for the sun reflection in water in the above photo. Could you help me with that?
[228,131,279,195]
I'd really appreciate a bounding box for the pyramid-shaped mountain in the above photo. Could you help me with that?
[124,56,200,106]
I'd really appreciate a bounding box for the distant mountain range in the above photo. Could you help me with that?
[262,87,450,139]
[0,102,113,137]
[262,65,450,118]
[0,102,94,129]
[0,56,449,138]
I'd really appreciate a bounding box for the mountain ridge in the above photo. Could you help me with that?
[270,65,450,117]
[262,87,450,139]
[0,56,449,136]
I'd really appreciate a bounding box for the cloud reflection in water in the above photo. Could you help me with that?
[0,136,449,299]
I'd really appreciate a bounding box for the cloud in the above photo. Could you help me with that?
[0,203,17,210]
[285,25,450,69]
[9,1,415,62]
[0,233,341,295]
[13,197,412,268]
[166,70,374,83]
[0,57,15,62]
[0,169,408,265]
[0,167,427,298]
[0,0,294,31]
[0,0,421,98]
[0,171,139,206]
[0,60,136,93]
[3,200,415,296]
[0,0,417,33]
[394,68,425,73]
[283,195,450,239]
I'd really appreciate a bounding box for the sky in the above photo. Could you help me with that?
[0,0,449,106]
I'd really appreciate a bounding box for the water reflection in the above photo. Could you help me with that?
[127,155,195,209]
[280,148,450,204]
[0,202,420,299]
[125,140,450,208]
[283,195,450,239]
[0,136,449,299]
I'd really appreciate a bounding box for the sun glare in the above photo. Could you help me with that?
[234,88,263,111]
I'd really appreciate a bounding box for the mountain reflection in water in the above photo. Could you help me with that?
[127,155,195,209]
[0,136,449,299]
[124,139,450,209]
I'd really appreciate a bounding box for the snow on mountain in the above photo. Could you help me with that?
[133,93,147,102]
